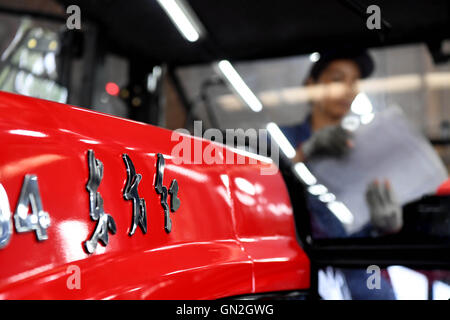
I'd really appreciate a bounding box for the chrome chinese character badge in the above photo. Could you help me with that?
[84,150,116,254]
[123,154,147,236]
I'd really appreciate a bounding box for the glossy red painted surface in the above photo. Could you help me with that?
[0,91,309,299]
[436,179,450,196]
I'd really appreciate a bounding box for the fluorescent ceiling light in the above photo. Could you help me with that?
[308,184,328,196]
[157,0,203,42]
[216,60,263,112]
[266,122,296,159]
[318,193,336,203]
[309,52,320,62]
[351,92,373,115]
[360,112,375,125]
[327,201,354,224]
[293,162,317,185]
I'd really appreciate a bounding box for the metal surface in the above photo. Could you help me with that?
[0,91,309,299]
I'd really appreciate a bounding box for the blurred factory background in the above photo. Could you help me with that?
[1,0,448,169]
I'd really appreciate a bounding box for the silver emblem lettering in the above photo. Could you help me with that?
[0,183,12,249]
[122,154,147,236]
[168,180,180,213]
[84,150,116,254]
[155,153,180,233]
[14,175,50,241]
[155,154,171,233]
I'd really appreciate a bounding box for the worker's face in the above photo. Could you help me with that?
[312,60,361,119]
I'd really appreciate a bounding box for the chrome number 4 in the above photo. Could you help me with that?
[0,175,51,249]
[14,175,51,241]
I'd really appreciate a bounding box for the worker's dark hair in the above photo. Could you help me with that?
[307,49,375,82]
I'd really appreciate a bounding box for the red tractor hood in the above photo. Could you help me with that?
[0,91,309,299]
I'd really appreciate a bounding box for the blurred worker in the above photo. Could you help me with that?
[280,49,400,299]
[281,49,402,238]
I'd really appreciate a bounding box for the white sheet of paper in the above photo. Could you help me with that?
[307,107,448,234]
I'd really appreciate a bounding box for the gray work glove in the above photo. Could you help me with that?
[366,180,403,234]
[301,125,353,160]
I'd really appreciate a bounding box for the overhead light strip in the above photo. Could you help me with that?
[216,60,263,112]
[157,0,202,42]
[266,122,296,159]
